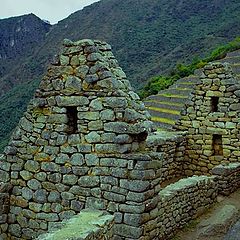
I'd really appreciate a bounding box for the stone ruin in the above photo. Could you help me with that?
[176,63,240,175]
[0,39,239,240]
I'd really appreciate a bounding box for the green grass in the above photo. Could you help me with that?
[146,106,181,115]
[174,87,192,91]
[151,116,175,125]
[157,93,188,98]
[144,100,183,107]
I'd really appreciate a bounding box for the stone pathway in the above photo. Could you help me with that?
[195,204,238,240]
[224,219,240,240]
[173,189,240,240]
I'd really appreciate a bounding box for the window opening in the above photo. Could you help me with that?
[211,97,219,112]
[212,134,223,156]
[66,107,78,134]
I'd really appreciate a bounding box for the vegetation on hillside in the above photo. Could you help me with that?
[0,80,38,152]
[139,37,240,99]
[1,0,240,93]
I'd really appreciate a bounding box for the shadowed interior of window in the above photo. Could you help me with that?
[66,106,78,134]
[212,134,223,156]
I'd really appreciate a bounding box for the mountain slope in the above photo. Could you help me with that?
[2,0,240,91]
[0,13,51,95]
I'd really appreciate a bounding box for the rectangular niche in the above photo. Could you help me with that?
[66,106,78,134]
[211,97,219,112]
[212,134,223,156]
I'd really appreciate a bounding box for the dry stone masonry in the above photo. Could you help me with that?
[176,63,240,175]
[0,40,240,240]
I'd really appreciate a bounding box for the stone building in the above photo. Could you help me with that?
[176,62,240,175]
[0,40,239,240]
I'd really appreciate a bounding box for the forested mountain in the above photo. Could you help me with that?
[0,14,51,95]
[0,0,240,150]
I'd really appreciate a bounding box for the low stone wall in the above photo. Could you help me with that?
[146,131,186,184]
[37,209,114,240]
[212,163,240,195]
[155,176,217,240]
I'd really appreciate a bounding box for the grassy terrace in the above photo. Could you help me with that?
[144,100,183,107]
[146,106,181,115]
[156,93,188,98]
[151,116,175,125]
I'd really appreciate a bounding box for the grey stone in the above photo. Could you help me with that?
[24,160,40,173]
[85,74,99,83]
[103,97,128,108]
[71,200,84,212]
[65,76,82,92]
[85,197,107,210]
[70,153,84,165]
[114,134,132,144]
[60,55,69,65]
[100,109,115,121]
[27,179,41,190]
[22,187,33,200]
[87,53,103,62]
[63,175,78,185]
[103,192,125,203]
[120,179,150,192]
[47,173,62,183]
[76,144,92,153]
[37,213,59,222]
[78,111,100,120]
[76,65,89,79]
[20,170,33,181]
[104,122,130,133]
[35,172,47,182]
[41,162,60,172]
[20,117,33,132]
[55,153,70,164]
[48,191,61,202]
[56,96,89,106]
[85,154,99,166]
[8,224,21,237]
[4,146,17,155]
[33,189,48,203]
[88,120,103,130]
[114,224,143,238]
[90,99,103,111]
[85,132,101,143]
[197,205,239,238]
[59,210,75,220]
[78,176,100,187]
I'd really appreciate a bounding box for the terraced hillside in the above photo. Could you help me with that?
[144,49,240,130]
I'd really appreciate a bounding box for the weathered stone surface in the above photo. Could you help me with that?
[196,205,238,239]
[56,96,89,106]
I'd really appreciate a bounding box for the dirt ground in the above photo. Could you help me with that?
[172,189,240,240]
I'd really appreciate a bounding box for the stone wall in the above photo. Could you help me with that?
[156,176,217,240]
[0,39,162,240]
[37,209,114,240]
[176,63,240,175]
[146,131,186,185]
[0,183,12,239]
[212,163,240,195]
